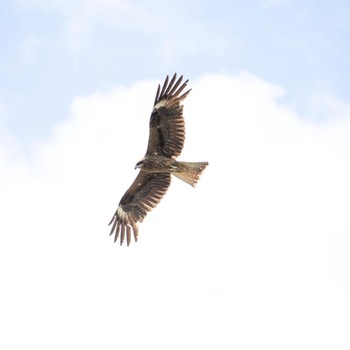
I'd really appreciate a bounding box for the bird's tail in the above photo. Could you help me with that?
[172,161,209,187]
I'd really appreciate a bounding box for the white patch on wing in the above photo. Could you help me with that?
[154,100,167,109]
[117,206,127,220]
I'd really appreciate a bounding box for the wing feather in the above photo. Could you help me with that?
[159,75,169,99]
[109,171,171,246]
[120,223,126,246]
[126,225,131,246]
[146,73,191,158]
[163,74,178,96]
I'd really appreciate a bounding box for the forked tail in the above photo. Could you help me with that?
[172,161,209,187]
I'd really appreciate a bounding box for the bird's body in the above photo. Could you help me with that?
[136,155,176,173]
[136,156,208,185]
[109,74,208,245]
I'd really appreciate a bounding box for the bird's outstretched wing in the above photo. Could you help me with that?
[109,171,171,246]
[146,73,191,158]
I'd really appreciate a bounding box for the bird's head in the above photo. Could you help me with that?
[135,159,144,170]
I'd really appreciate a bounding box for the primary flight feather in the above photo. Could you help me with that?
[109,73,208,246]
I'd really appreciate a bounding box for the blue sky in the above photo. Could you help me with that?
[1,0,350,144]
[1,1,350,349]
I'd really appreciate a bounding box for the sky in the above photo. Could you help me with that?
[1,0,350,349]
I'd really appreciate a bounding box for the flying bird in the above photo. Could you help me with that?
[109,73,208,245]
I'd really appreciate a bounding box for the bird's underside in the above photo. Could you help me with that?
[108,74,208,246]
[136,155,208,185]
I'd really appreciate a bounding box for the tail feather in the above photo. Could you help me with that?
[172,161,208,187]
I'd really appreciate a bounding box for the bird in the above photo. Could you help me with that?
[108,73,208,246]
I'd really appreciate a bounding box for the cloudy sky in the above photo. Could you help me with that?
[1,0,350,349]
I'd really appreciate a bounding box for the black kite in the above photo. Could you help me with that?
[109,74,208,245]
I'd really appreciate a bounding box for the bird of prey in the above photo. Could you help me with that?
[109,73,208,245]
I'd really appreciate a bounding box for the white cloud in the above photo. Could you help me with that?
[306,90,350,123]
[1,73,350,349]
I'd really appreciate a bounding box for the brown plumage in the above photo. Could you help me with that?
[109,73,208,245]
